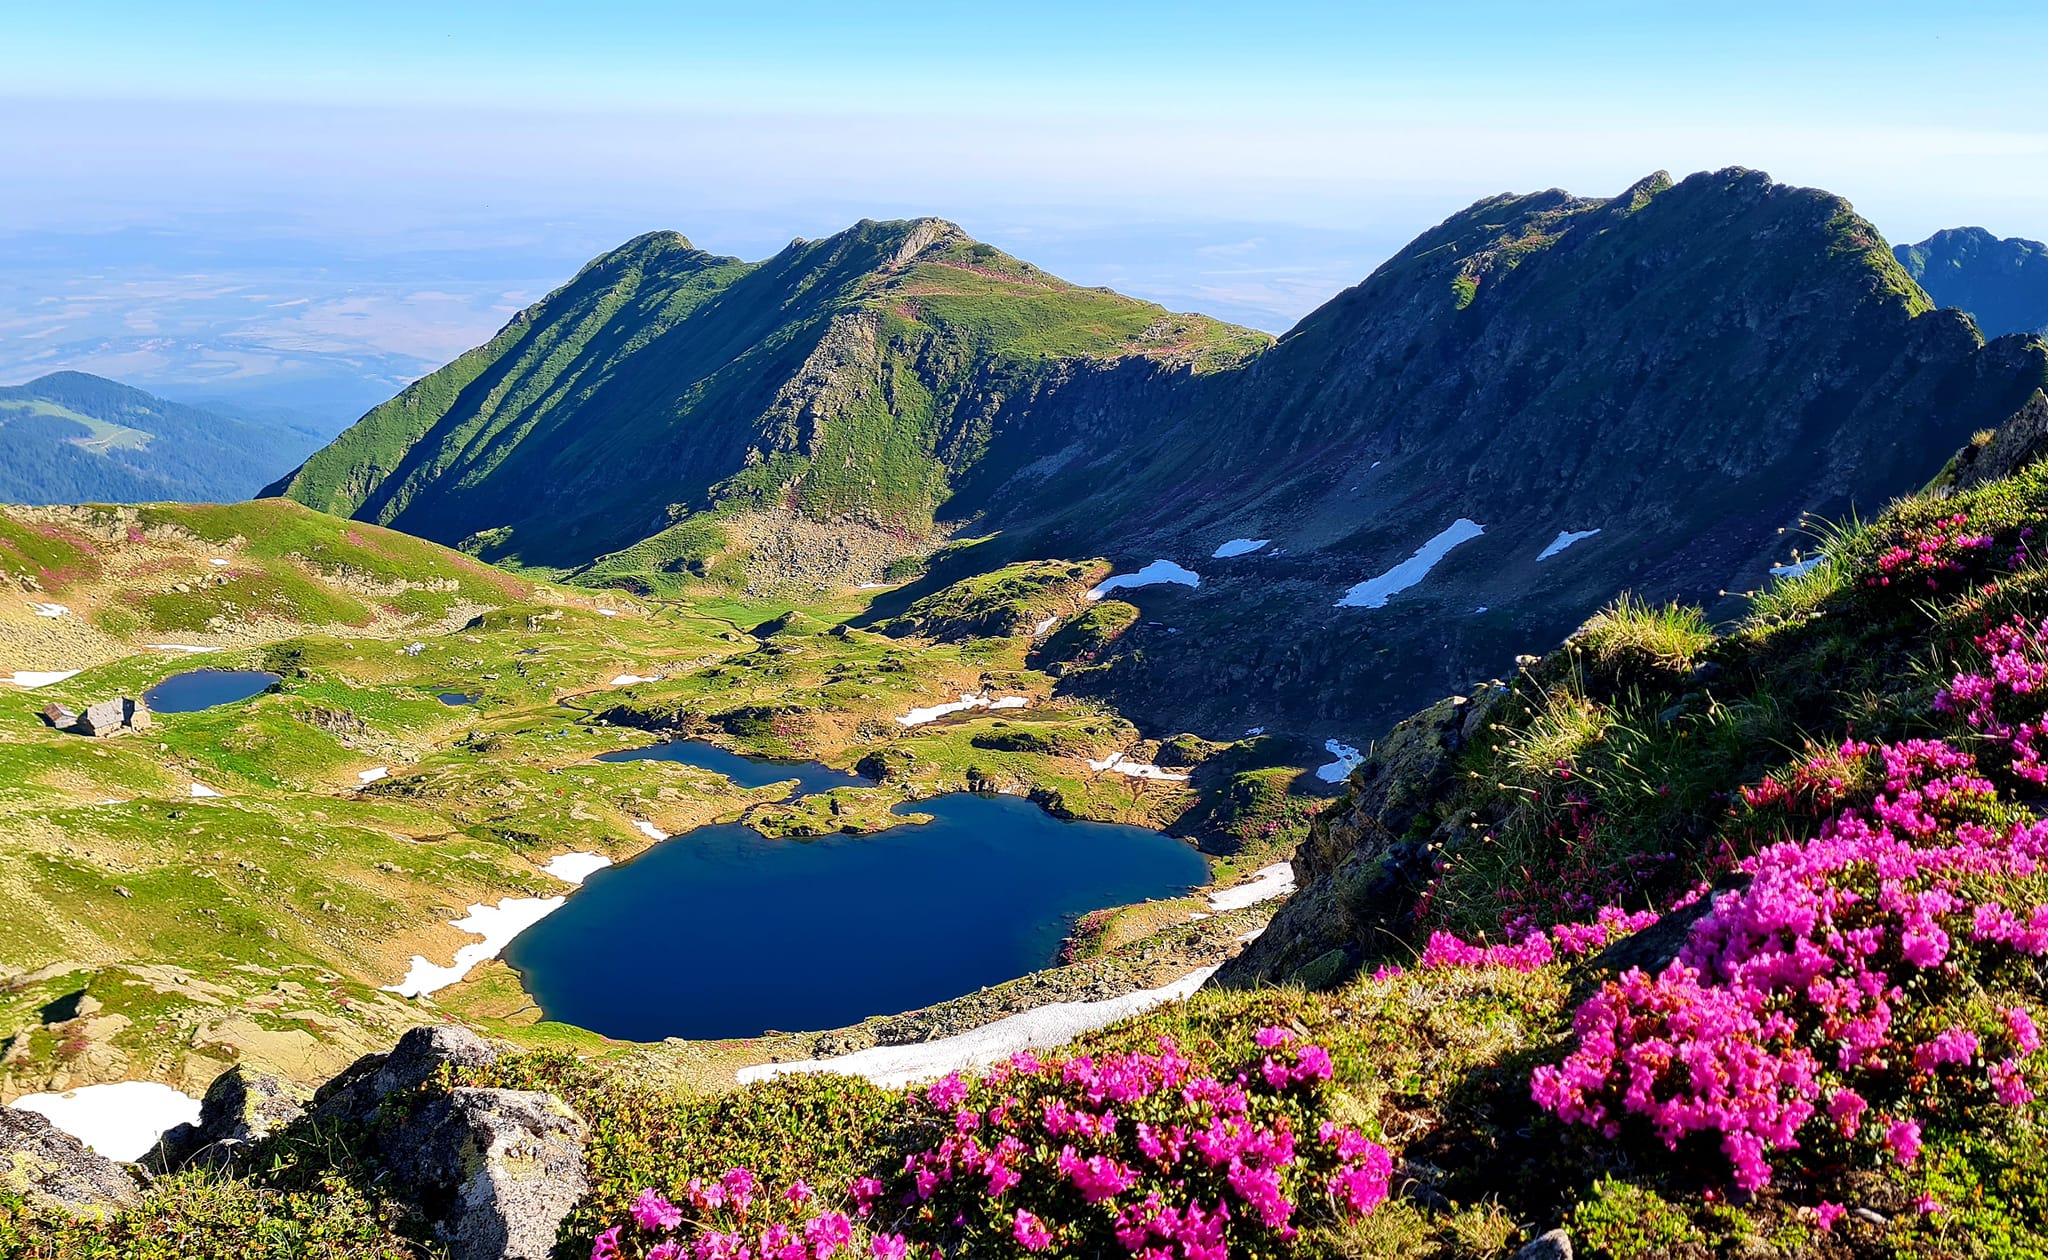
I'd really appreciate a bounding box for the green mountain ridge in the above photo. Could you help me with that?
[273,169,2048,742]
[263,219,1264,567]
[1896,225,2048,337]
[0,373,329,506]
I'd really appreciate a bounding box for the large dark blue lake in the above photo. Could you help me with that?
[593,738,870,797]
[144,669,280,714]
[505,792,1207,1041]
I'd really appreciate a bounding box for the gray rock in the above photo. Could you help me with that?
[146,1066,311,1174]
[1217,687,1508,987]
[1957,388,2048,490]
[312,1023,503,1128]
[388,1087,588,1260]
[0,1104,144,1219]
[1515,1228,1573,1260]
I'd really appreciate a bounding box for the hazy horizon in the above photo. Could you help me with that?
[6,0,2046,425]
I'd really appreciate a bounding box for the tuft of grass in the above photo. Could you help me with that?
[1572,594,1714,687]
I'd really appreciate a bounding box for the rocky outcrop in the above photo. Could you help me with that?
[304,1025,589,1260]
[146,1066,311,1174]
[1214,687,1507,988]
[0,1104,144,1219]
[309,1023,503,1128]
[1955,389,2048,489]
[386,1087,590,1260]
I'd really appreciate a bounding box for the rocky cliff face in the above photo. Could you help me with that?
[1897,226,2048,337]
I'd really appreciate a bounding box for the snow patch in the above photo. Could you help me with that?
[543,851,614,884]
[188,782,222,798]
[1236,926,1268,944]
[1536,528,1601,561]
[610,674,660,686]
[1085,752,1190,782]
[6,670,80,689]
[1316,739,1364,783]
[28,602,68,618]
[1335,519,1485,608]
[385,895,568,998]
[208,558,229,567]
[1207,861,1296,911]
[1031,615,1057,637]
[895,693,1030,727]
[855,582,894,590]
[357,767,388,784]
[632,819,667,842]
[1087,560,1200,601]
[12,1081,202,1162]
[737,966,1219,1089]
[597,608,618,617]
[1211,538,1269,558]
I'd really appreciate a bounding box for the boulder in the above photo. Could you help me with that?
[145,1066,311,1174]
[1515,1228,1573,1260]
[0,1104,144,1219]
[387,1088,588,1260]
[311,1023,502,1129]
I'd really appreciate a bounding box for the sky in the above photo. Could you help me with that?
[4,1,2046,424]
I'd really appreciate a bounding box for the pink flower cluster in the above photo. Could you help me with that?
[592,1169,908,1260]
[1529,729,2048,1190]
[1935,614,2048,784]
[884,1031,1390,1258]
[1418,904,1663,973]
[1865,513,1995,593]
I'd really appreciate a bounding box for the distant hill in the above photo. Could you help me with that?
[0,373,331,505]
[273,171,2048,739]
[1896,226,2048,337]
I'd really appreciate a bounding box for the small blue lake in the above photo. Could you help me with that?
[143,669,281,714]
[506,792,1206,1041]
[594,738,870,797]
[437,692,476,706]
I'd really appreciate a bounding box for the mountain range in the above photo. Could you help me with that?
[0,372,331,505]
[264,169,2048,741]
[1897,225,2048,337]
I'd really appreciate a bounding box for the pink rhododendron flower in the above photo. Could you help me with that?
[631,1189,683,1232]
[1886,1119,1923,1166]
[1013,1209,1053,1251]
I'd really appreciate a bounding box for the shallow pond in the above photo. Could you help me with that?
[594,738,870,797]
[506,792,1206,1041]
[143,669,281,714]
[437,692,476,706]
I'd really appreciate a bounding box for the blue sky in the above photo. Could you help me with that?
[3,2,2046,419]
